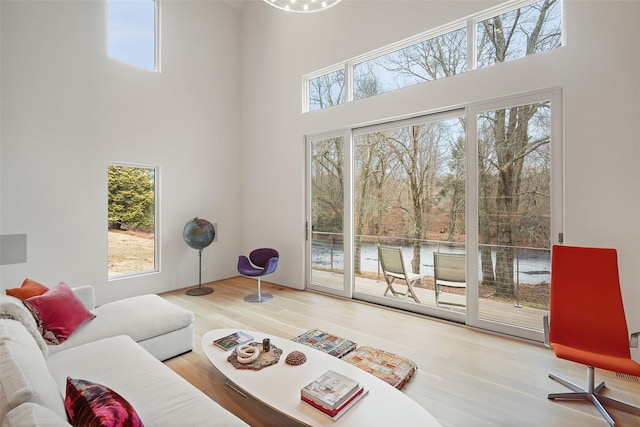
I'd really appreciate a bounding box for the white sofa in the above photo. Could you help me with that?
[0,287,247,426]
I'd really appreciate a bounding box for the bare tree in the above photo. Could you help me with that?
[309,71,344,110]
[386,28,467,82]
[354,134,376,275]
[440,135,465,242]
[385,123,441,274]
[311,137,344,234]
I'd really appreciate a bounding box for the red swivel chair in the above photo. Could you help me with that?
[544,245,640,426]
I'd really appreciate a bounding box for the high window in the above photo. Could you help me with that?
[108,0,158,71]
[304,0,562,112]
[107,164,158,278]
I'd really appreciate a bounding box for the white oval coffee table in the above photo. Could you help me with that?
[202,329,441,426]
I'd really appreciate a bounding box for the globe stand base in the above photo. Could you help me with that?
[186,286,214,296]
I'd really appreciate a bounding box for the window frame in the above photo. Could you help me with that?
[303,0,563,112]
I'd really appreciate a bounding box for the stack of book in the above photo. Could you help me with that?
[300,370,368,420]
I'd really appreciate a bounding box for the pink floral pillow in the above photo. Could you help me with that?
[65,378,144,427]
[23,282,95,344]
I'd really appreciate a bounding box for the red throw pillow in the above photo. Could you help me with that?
[23,282,95,345]
[5,278,49,301]
[65,377,144,427]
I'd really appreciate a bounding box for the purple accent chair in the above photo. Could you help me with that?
[237,248,279,302]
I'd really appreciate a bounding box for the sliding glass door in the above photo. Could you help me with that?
[350,111,467,321]
[306,132,352,298]
[306,90,562,341]
[467,90,563,341]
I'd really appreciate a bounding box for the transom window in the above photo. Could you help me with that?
[304,0,562,112]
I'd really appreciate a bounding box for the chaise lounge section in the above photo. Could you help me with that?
[46,286,195,362]
[0,284,247,426]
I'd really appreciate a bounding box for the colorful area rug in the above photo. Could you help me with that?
[342,346,417,390]
[291,328,357,358]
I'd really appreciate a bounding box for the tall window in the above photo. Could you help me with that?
[108,164,158,278]
[108,0,158,71]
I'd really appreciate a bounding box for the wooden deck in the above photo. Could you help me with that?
[312,269,547,331]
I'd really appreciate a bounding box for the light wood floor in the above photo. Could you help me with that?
[161,277,640,427]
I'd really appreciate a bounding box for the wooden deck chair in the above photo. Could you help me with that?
[377,245,421,303]
[433,252,466,307]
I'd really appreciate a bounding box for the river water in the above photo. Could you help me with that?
[311,241,550,285]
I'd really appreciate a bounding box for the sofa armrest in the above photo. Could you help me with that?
[71,286,95,310]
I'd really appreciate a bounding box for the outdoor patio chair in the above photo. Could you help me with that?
[543,245,640,426]
[377,245,420,303]
[433,252,466,307]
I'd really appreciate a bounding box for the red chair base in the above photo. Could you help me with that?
[548,367,640,426]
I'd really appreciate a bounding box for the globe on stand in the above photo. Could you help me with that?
[183,217,216,296]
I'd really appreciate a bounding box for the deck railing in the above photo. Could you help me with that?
[311,231,550,308]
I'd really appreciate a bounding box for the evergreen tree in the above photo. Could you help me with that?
[108,165,155,230]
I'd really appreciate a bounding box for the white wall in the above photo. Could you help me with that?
[240,1,640,357]
[0,0,242,304]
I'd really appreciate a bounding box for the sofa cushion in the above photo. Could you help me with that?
[2,402,70,427]
[47,294,193,357]
[64,378,143,427]
[5,279,49,301]
[0,340,67,419]
[24,283,95,345]
[0,303,49,356]
[47,335,247,426]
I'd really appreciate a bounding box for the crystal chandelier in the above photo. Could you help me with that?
[263,0,343,13]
